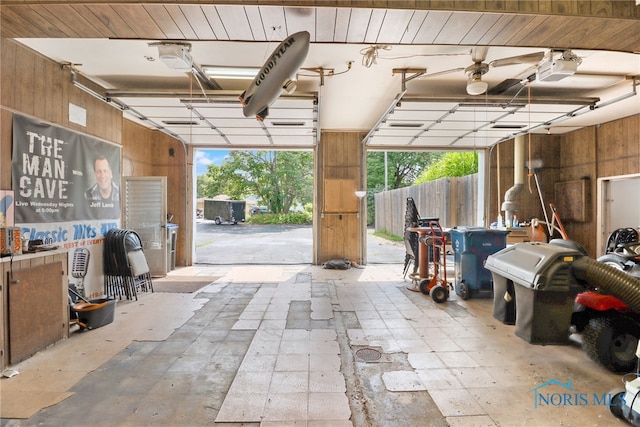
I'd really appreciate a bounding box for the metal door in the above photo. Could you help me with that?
[598,174,640,254]
[123,176,167,276]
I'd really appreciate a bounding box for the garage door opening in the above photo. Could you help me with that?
[194,149,314,265]
[365,150,482,266]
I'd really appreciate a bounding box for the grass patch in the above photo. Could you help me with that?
[373,230,403,242]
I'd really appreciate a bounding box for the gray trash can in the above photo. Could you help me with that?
[484,242,583,344]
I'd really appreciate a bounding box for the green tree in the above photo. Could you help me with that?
[201,150,313,214]
[196,173,219,198]
[364,151,442,226]
[367,151,442,190]
[415,151,478,183]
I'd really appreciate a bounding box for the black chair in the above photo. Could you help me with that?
[403,197,420,278]
[605,227,639,254]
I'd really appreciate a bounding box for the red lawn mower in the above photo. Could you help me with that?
[571,227,640,373]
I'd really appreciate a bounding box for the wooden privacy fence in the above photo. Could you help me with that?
[374,174,478,236]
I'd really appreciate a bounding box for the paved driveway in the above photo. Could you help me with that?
[195,221,405,265]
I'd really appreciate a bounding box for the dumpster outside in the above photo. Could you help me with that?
[449,227,509,300]
[484,242,583,344]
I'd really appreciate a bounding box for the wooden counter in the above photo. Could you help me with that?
[505,227,532,245]
[1,249,69,369]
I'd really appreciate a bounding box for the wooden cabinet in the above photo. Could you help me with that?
[506,228,533,245]
[1,250,69,369]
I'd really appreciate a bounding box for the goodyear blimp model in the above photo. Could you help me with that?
[239,31,310,121]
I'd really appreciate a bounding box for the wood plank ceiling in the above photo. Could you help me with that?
[3,2,639,50]
[2,1,640,149]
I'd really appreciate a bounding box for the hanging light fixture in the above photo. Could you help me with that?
[466,71,488,95]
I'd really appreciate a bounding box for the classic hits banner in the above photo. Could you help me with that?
[12,114,121,222]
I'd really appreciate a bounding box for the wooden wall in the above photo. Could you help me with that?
[121,120,190,266]
[556,126,598,253]
[597,115,640,176]
[489,114,640,257]
[316,131,366,264]
[1,38,188,266]
[0,38,122,190]
[489,133,561,227]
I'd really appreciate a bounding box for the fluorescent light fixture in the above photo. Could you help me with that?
[162,120,200,126]
[491,124,526,129]
[388,123,423,128]
[203,66,260,79]
[271,121,306,126]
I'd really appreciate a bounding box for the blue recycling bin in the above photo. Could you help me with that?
[450,227,509,299]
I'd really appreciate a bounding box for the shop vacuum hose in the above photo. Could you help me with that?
[572,257,640,313]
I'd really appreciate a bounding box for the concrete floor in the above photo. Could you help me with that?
[0,263,629,427]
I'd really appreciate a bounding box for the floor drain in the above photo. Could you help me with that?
[355,347,382,362]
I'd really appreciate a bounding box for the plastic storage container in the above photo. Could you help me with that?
[449,227,509,299]
[72,298,116,329]
[484,242,583,344]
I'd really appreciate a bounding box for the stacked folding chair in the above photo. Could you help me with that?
[103,229,153,300]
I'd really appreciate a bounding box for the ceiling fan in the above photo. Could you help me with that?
[463,46,546,95]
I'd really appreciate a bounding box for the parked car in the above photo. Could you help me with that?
[250,206,269,215]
